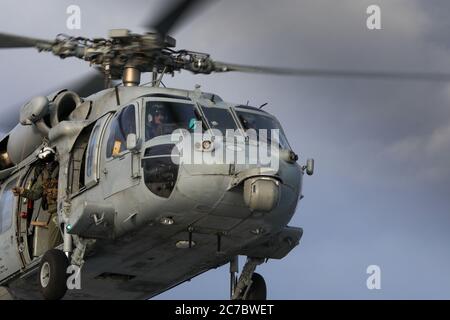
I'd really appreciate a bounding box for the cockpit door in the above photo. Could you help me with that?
[0,178,21,282]
[101,102,141,198]
[84,113,113,189]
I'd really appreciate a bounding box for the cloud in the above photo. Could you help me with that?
[374,119,450,183]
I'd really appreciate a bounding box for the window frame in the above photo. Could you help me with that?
[85,112,113,188]
[106,102,140,161]
[0,178,17,235]
[232,107,292,150]
[141,97,204,143]
[199,104,240,137]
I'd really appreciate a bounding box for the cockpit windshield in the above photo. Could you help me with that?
[235,109,291,150]
[144,101,291,150]
[145,101,202,141]
[200,106,238,135]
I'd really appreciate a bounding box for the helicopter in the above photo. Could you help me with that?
[1,0,449,300]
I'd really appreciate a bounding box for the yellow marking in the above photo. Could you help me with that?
[113,140,122,156]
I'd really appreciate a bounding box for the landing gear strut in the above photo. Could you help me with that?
[231,257,267,300]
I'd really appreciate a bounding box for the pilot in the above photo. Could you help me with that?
[241,114,257,131]
[145,104,167,140]
[12,147,62,249]
[240,114,259,142]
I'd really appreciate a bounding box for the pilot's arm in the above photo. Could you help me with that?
[13,176,44,200]
[21,183,44,201]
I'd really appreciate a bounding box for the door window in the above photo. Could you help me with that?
[0,179,16,234]
[106,105,136,158]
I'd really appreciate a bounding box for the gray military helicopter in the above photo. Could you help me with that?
[1,0,449,300]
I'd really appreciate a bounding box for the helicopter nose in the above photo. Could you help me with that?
[175,136,301,217]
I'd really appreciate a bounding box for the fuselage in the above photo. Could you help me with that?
[0,85,304,299]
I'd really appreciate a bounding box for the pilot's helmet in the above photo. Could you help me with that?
[244,115,256,128]
[38,147,56,163]
[151,104,166,117]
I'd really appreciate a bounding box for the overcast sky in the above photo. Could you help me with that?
[2,0,450,299]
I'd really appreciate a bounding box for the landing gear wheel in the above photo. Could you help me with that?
[0,286,14,300]
[245,272,267,300]
[38,249,69,300]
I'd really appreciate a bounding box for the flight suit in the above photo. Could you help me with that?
[21,162,62,249]
[145,123,164,140]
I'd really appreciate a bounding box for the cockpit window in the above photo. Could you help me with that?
[145,101,201,141]
[86,125,99,178]
[106,104,136,158]
[200,106,237,135]
[236,110,291,150]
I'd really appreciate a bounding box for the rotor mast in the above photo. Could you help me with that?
[123,66,141,87]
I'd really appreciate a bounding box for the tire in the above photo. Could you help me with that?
[246,272,267,300]
[0,286,14,300]
[38,249,69,300]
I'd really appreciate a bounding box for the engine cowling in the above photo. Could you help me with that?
[0,124,44,170]
[49,91,83,127]
[0,91,84,172]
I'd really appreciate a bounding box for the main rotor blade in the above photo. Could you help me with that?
[145,0,209,35]
[213,62,450,82]
[0,32,52,49]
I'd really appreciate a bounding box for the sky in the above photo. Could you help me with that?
[1,0,450,299]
